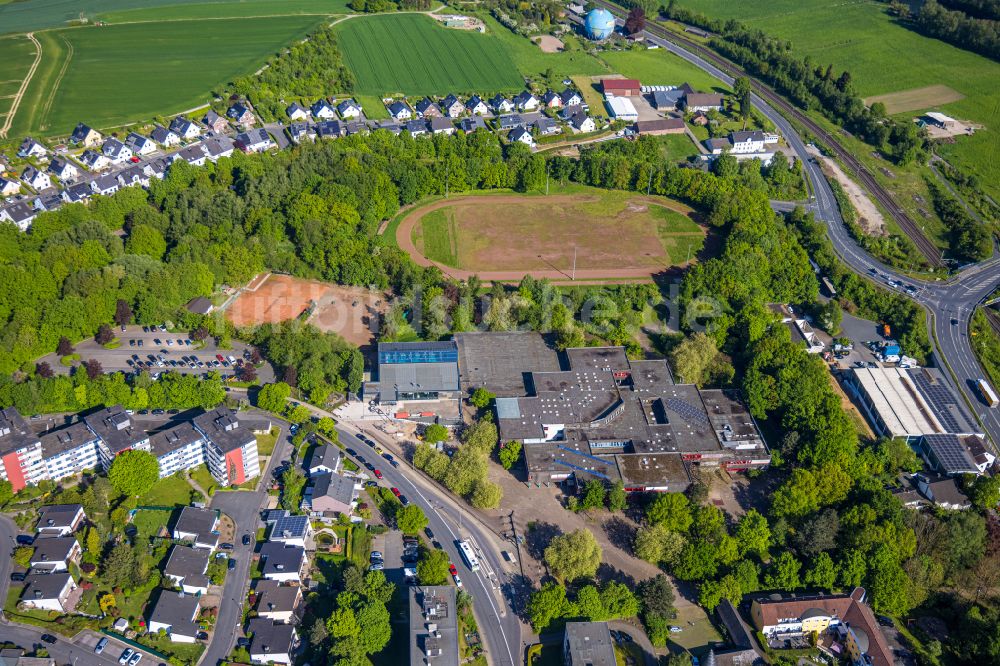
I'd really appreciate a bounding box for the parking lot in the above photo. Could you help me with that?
[36,324,272,381]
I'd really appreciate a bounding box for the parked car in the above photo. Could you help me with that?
[219,542,234,550]
[399,495,410,506]
[424,527,435,540]
[448,563,457,576]
[119,649,134,664]
[129,651,142,666]
[41,635,57,645]
[95,637,109,654]
[391,487,401,497]
[373,469,383,479]
[242,533,252,546]
[10,572,25,582]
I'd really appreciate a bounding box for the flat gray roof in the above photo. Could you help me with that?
[409,586,459,666]
[564,622,616,666]
[454,332,560,397]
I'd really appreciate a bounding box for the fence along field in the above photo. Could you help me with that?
[8,16,320,136]
[336,14,523,95]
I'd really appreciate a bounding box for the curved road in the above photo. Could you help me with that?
[335,425,523,666]
[599,6,1000,448]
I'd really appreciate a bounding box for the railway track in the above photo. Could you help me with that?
[986,307,1000,338]
[593,0,945,268]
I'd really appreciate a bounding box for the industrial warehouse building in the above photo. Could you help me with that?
[364,341,461,423]
[845,367,993,475]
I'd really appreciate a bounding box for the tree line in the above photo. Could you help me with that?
[914,0,1000,62]
[662,1,928,165]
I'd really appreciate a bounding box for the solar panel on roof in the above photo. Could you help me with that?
[273,514,308,536]
[666,398,710,427]
[924,434,978,473]
[379,349,458,365]
[910,373,974,433]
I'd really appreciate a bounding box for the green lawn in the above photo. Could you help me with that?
[139,473,198,507]
[336,14,523,95]
[9,15,322,136]
[677,0,1000,202]
[256,427,279,456]
[189,464,218,494]
[600,48,722,94]
[417,209,459,266]
[483,14,608,82]
[656,133,701,162]
[132,508,175,539]
[0,34,37,119]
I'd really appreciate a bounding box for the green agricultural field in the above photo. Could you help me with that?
[0,34,37,123]
[600,48,721,94]
[0,0,226,34]
[482,14,609,81]
[8,16,322,136]
[96,0,352,22]
[336,14,523,95]
[677,0,1000,201]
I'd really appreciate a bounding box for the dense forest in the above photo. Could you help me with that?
[662,1,928,165]
[940,0,1000,20]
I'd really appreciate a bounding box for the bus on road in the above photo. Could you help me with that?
[457,540,480,572]
[977,378,999,408]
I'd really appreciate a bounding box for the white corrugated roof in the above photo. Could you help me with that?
[606,96,638,118]
[853,367,943,437]
[925,112,956,124]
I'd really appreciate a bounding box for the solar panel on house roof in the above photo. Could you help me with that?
[272,514,309,537]
[923,434,979,474]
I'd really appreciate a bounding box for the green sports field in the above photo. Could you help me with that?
[678,0,1000,201]
[336,14,524,95]
[8,16,321,136]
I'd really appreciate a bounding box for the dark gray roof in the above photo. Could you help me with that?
[253,579,301,613]
[717,599,756,650]
[247,618,296,656]
[409,586,458,666]
[70,123,95,142]
[36,507,84,530]
[149,591,199,631]
[0,407,40,457]
[337,99,361,113]
[193,406,255,454]
[564,622,615,666]
[31,536,78,564]
[49,157,76,175]
[415,98,440,114]
[227,103,251,119]
[309,472,358,506]
[174,506,219,541]
[389,101,409,116]
[164,545,209,579]
[259,542,305,576]
[498,114,523,129]
[2,201,36,224]
[460,116,486,132]
[150,423,204,457]
[652,89,685,108]
[731,130,765,143]
[429,117,454,132]
[509,126,532,142]
[560,88,582,104]
[405,119,428,134]
[22,572,73,601]
[455,332,559,397]
[307,445,340,472]
[513,91,536,105]
[202,137,233,157]
[150,125,177,143]
[489,94,509,107]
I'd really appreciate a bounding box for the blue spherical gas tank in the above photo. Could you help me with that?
[585,8,616,40]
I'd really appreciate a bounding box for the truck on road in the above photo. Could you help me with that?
[977,378,999,408]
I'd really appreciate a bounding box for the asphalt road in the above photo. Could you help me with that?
[625,14,1000,450]
[201,420,291,666]
[336,426,523,666]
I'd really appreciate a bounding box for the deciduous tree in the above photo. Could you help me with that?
[108,450,159,497]
[544,529,601,582]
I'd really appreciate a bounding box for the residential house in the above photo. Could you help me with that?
[441,95,465,118]
[150,125,181,147]
[169,116,201,140]
[601,79,641,97]
[185,297,214,315]
[164,545,211,595]
[0,201,36,231]
[17,137,47,159]
[497,114,523,131]
[730,130,767,153]
[684,92,724,112]
[535,117,560,135]
[0,177,20,197]
[151,423,208,478]
[509,126,535,148]
[236,129,273,153]
[302,472,360,519]
[466,95,489,116]
[101,138,133,165]
[770,304,824,353]
[314,120,344,139]
[125,132,156,156]
[541,91,562,109]
[264,511,312,548]
[634,118,686,136]
[148,591,200,642]
[227,102,255,126]
[287,123,316,144]
[377,120,402,135]
[253,580,303,624]
[311,99,336,120]
[513,91,539,111]
[916,474,971,510]
[117,166,149,189]
[388,101,412,121]
[19,572,78,613]
[0,408,45,490]
[202,136,235,161]
[405,119,428,137]
[29,536,81,572]
[651,89,685,110]
[343,120,367,136]
[173,144,207,167]
[259,542,307,582]
[35,504,86,536]
[286,103,310,121]
[750,588,893,666]
[459,116,487,133]
[704,131,774,164]
[91,174,120,196]
[337,99,362,119]
[429,117,455,135]
[62,183,92,204]
[203,109,230,134]
[564,622,615,666]
[70,123,102,148]
[48,157,79,182]
[306,445,342,476]
[172,506,220,550]
[690,110,710,126]
[191,406,260,486]
[31,191,63,213]
[489,94,514,114]
[79,150,111,171]
[144,158,169,180]
[560,89,583,107]
[569,111,596,133]
[247,618,298,665]
[415,97,442,118]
